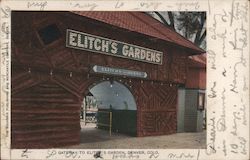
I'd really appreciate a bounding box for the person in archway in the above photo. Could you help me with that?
[109,104,113,110]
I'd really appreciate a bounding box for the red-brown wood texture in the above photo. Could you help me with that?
[11,72,82,148]
[11,11,202,148]
[186,54,206,90]
[185,67,206,89]
[198,69,206,89]
[133,81,177,136]
[186,54,206,89]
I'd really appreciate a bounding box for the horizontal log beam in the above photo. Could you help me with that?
[12,126,80,133]
[12,102,80,108]
[12,109,80,114]
[13,132,80,142]
[12,120,79,126]
[12,98,77,103]
[12,123,80,131]
[12,112,80,118]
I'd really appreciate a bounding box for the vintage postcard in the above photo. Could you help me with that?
[0,0,249,160]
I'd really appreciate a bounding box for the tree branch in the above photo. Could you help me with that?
[154,12,171,27]
[168,12,175,30]
[199,30,206,46]
[194,12,206,45]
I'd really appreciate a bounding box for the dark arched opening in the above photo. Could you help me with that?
[80,80,137,136]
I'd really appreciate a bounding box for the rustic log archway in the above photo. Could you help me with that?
[82,80,138,135]
[11,11,204,148]
[78,77,178,137]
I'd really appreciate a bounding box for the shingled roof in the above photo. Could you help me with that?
[188,54,206,68]
[71,11,205,54]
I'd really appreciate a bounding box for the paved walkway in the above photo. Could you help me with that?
[67,127,206,149]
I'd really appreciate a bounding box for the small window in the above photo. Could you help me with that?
[197,92,205,110]
[38,24,61,45]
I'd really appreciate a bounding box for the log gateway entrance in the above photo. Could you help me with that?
[81,81,137,136]
[11,11,205,148]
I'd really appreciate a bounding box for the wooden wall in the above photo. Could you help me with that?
[199,69,206,90]
[11,11,191,148]
[11,11,188,84]
[185,67,206,89]
[11,75,81,148]
[133,81,177,136]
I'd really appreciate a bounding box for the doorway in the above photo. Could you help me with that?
[80,80,137,136]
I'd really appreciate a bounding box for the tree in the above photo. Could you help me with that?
[154,12,175,30]
[176,12,206,47]
[151,11,206,49]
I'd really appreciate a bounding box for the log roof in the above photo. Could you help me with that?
[72,11,205,54]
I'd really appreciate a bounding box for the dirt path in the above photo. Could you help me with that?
[66,128,206,149]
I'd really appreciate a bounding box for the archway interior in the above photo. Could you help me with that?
[81,81,137,136]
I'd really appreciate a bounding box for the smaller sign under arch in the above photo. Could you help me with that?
[92,65,147,78]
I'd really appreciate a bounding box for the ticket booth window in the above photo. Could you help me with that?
[198,92,205,110]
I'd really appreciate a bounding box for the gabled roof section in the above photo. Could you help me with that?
[71,11,205,54]
[188,53,206,68]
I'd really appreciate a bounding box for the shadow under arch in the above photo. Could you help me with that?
[82,80,138,136]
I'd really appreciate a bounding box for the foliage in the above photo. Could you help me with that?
[176,12,206,47]
[148,11,206,49]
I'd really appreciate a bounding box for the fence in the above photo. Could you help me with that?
[81,109,112,136]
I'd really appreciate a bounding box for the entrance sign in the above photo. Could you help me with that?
[93,65,147,78]
[66,29,163,65]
